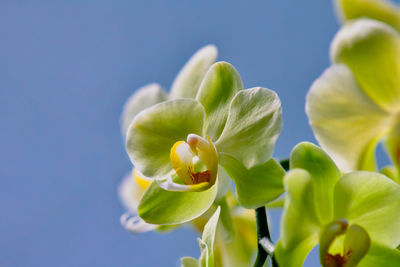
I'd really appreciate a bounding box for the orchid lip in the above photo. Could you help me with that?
[155,134,219,192]
[320,220,370,267]
[170,134,218,186]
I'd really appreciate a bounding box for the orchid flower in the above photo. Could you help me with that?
[126,60,283,225]
[306,18,400,181]
[119,44,219,233]
[335,0,400,31]
[275,142,400,267]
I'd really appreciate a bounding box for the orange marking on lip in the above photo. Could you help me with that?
[325,253,347,267]
[193,170,211,184]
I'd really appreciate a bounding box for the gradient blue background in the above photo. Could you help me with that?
[1,1,340,266]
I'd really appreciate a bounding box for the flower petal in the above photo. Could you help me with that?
[275,168,320,267]
[335,0,400,31]
[306,64,392,171]
[331,18,400,112]
[156,173,211,192]
[138,180,217,224]
[170,141,195,185]
[215,166,231,201]
[126,99,205,177]
[344,224,371,267]
[170,45,218,99]
[334,171,400,247]
[217,209,258,267]
[118,171,159,234]
[319,219,349,265]
[198,239,209,267]
[384,122,400,175]
[215,198,234,241]
[219,153,285,209]
[290,142,340,224]
[187,134,219,185]
[118,170,151,213]
[200,207,220,267]
[196,62,243,140]
[358,241,400,267]
[120,213,157,234]
[381,165,400,184]
[180,207,220,267]
[120,83,167,137]
[216,87,282,169]
[181,257,199,267]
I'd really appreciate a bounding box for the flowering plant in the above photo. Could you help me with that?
[117,1,400,266]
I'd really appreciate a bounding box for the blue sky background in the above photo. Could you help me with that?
[0,1,340,266]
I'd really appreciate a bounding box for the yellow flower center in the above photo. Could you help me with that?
[170,134,218,185]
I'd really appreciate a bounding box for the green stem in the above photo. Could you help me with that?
[279,158,289,171]
[253,158,288,267]
[253,206,271,267]
[259,237,279,267]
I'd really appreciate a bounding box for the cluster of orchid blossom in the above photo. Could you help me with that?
[118,1,400,266]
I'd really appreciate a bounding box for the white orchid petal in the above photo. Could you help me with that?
[118,173,141,213]
[306,64,393,171]
[156,174,210,192]
[120,213,156,233]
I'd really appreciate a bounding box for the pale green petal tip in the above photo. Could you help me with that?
[335,0,400,31]
[331,18,399,63]
[170,44,218,99]
[120,83,167,137]
[330,18,400,112]
[216,87,282,169]
[290,142,339,176]
[196,61,243,140]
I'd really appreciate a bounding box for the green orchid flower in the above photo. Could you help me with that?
[335,0,400,31]
[275,142,400,267]
[306,18,400,179]
[119,44,219,232]
[126,60,283,225]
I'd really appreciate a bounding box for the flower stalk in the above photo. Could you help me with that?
[253,206,271,267]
